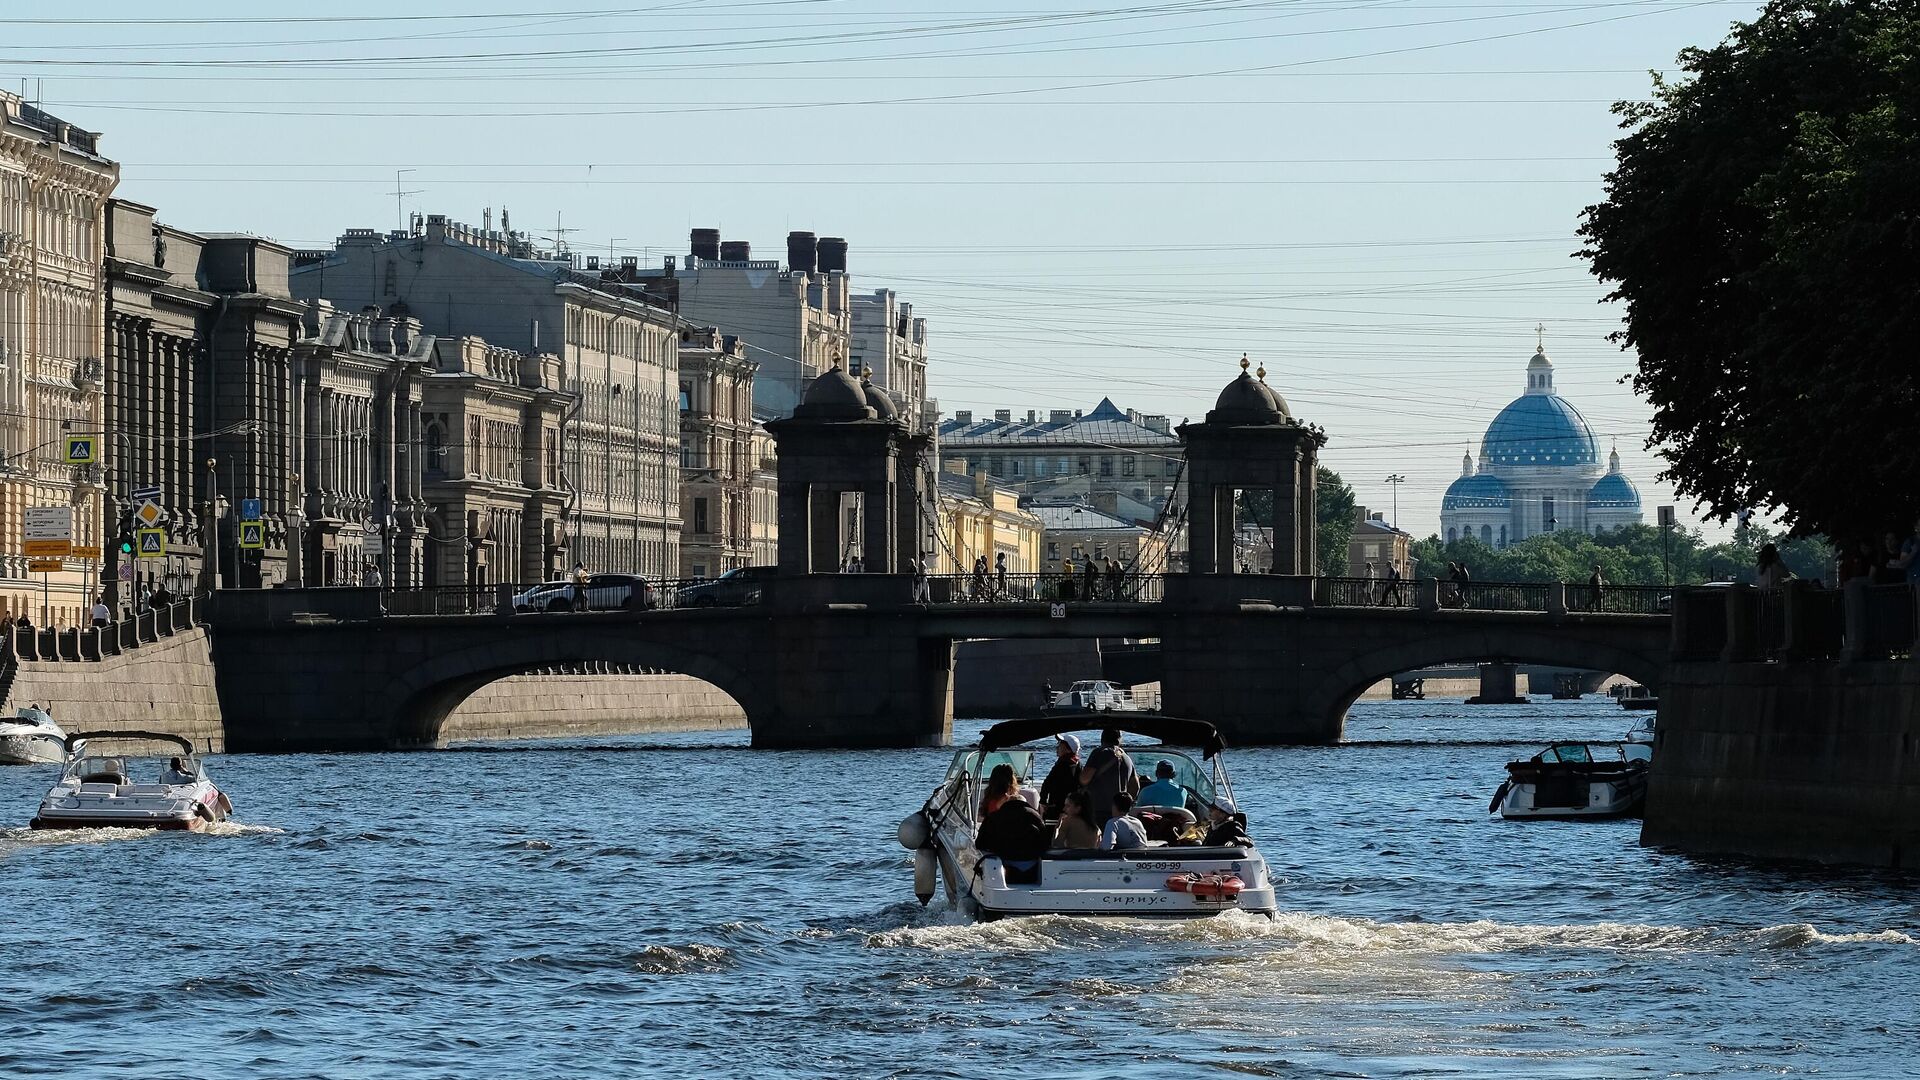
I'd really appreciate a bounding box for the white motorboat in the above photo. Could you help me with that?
[899,717,1278,920]
[30,731,232,831]
[0,706,65,765]
[1041,680,1158,716]
[1488,740,1652,820]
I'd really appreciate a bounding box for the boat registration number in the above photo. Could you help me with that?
[1132,861,1184,870]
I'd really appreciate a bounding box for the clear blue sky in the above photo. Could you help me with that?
[3,0,1766,538]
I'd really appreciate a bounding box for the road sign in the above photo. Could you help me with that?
[23,506,72,557]
[239,497,263,522]
[118,561,134,582]
[135,499,165,527]
[64,435,96,465]
[72,544,100,560]
[27,559,65,574]
[131,485,161,502]
[1657,505,1676,528]
[136,528,167,558]
[237,521,265,550]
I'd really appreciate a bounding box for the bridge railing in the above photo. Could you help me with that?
[1672,580,1915,663]
[927,572,1163,604]
[1588,585,1670,615]
[1456,580,1554,612]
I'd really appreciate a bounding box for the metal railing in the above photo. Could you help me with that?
[927,572,1163,604]
[1587,585,1669,615]
[1856,583,1918,659]
[1671,581,1917,662]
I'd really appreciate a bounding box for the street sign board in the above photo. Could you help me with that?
[72,544,101,560]
[239,497,263,522]
[131,485,161,502]
[135,500,165,527]
[23,506,72,557]
[136,529,167,558]
[27,559,65,574]
[118,561,134,582]
[1657,505,1676,528]
[238,522,265,550]
[64,435,96,465]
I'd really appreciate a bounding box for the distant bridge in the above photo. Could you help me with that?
[207,574,1671,751]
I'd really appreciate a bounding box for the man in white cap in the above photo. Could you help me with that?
[1037,732,1084,819]
[1202,795,1251,848]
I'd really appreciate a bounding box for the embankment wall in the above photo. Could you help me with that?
[438,673,747,745]
[5,629,225,752]
[1642,659,1920,868]
[953,638,1104,717]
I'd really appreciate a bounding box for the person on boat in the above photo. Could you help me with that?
[160,757,196,785]
[976,778,1049,884]
[1098,791,1149,851]
[1038,734,1084,818]
[1079,728,1137,823]
[1051,789,1099,850]
[978,763,1022,818]
[1136,760,1186,808]
[1202,797,1252,848]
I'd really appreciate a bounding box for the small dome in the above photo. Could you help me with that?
[1587,471,1641,508]
[1208,356,1290,423]
[862,375,898,420]
[1442,472,1511,510]
[793,365,875,420]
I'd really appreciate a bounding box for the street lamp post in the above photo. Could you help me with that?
[1384,474,1405,530]
[1658,504,1676,587]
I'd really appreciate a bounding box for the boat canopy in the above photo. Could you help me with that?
[978,715,1228,758]
[64,730,195,753]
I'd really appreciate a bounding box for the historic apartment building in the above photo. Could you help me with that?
[932,466,1043,577]
[1029,502,1169,577]
[101,200,306,598]
[291,214,684,580]
[937,398,1181,527]
[0,92,117,623]
[850,288,930,432]
[291,302,574,588]
[676,326,758,579]
[633,229,849,419]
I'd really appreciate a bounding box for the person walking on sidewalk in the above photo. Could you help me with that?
[572,562,591,611]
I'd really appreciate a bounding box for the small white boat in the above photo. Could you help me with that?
[0,706,66,765]
[899,717,1277,920]
[30,731,232,831]
[1626,715,1656,746]
[1041,680,1158,716]
[1488,740,1652,820]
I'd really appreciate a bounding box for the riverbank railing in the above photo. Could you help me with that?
[1673,579,1915,663]
[2,594,205,664]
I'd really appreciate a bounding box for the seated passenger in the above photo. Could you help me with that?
[978,763,1020,818]
[976,781,1049,885]
[1098,791,1149,851]
[160,757,196,785]
[1051,790,1099,850]
[1136,760,1185,808]
[1202,796,1253,848]
[1038,734,1083,818]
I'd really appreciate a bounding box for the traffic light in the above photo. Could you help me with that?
[120,537,134,556]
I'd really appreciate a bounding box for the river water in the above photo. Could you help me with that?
[1,698,1914,1079]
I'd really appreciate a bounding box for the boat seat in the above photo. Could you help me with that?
[77,782,121,795]
[80,772,127,786]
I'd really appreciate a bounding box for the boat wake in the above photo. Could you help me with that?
[0,820,283,855]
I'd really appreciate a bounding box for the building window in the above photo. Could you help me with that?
[1447,527,1457,542]
[1542,496,1556,531]
[1077,456,1091,475]
[1122,458,1136,477]
[1481,525,1493,544]
[694,497,709,535]
[1099,456,1113,477]
[679,384,692,411]
[1009,458,1022,476]
[1057,456,1069,476]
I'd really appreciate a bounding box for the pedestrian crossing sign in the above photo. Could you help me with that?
[64,435,96,465]
[136,528,166,558]
[238,522,265,550]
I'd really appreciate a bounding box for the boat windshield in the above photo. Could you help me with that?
[1536,743,1640,764]
[1128,749,1216,806]
[64,754,200,784]
[945,749,1038,784]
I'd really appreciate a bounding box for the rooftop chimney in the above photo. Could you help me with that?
[994,409,1011,423]
[817,236,848,273]
[954,410,972,424]
[719,240,751,262]
[690,228,720,262]
[786,231,817,273]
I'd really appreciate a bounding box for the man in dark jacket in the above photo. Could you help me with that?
[1038,734,1083,817]
[1079,728,1137,823]
[1202,796,1252,848]
[976,794,1049,884]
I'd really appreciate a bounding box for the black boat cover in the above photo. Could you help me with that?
[978,715,1227,758]
[64,730,195,753]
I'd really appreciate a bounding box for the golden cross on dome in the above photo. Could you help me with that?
[1535,323,1546,351]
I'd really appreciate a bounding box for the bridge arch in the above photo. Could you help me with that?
[1310,622,1668,738]
[380,625,774,748]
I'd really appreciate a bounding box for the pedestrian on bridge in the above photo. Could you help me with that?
[1588,564,1607,612]
[1105,556,1124,601]
[572,562,591,611]
[994,552,1008,599]
[1364,560,1378,605]
[1381,562,1404,607]
[911,560,931,604]
[1083,557,1099,601]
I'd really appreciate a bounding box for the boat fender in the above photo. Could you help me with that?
[194,801,217,823]
[1488,780,1512,815]
[913,848,938,906]
[898,811,931,850]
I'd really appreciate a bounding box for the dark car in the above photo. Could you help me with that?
[674,565,774,608]
[513,574,657,613]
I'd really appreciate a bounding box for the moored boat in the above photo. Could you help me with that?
[0,706,65,765]
[899,716,1277,920]
[30,732,232,831]
[1040,680,1158,717]
[1488,740,1651,820]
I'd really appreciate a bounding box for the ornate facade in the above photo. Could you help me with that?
[677,327,758,579]
[0,92,116,624]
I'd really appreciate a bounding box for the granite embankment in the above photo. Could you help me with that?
[437,670,746,744]
[3,628,226,752]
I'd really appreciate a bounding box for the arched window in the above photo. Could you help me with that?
[1480,525,1493,544]
[1498,525,1507,548]
[1447,527,1456,543]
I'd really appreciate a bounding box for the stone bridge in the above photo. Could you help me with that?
[207,574,1671,751]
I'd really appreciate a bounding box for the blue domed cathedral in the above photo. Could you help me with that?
[1440,339,1642,547]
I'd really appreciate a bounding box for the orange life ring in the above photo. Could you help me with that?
[1165,874,1194,892]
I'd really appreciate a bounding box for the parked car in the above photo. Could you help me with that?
[513,574,657,613]
[674,565,774,608]
[1656,580,1735,613]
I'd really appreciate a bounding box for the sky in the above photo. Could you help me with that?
[2,0,1769,539]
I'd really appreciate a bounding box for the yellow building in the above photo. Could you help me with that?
[932,467,1042,576]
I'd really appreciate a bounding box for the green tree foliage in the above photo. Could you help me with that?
[1236,467,1358,575]
[1408,525,1835,586]
[1578,0,1920,540]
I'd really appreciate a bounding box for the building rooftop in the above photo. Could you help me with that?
[1028,503,1141,532]
[939,397,1176,447]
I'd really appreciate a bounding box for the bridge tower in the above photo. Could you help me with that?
[764,365,928,574]
[1178,356,1326,574]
